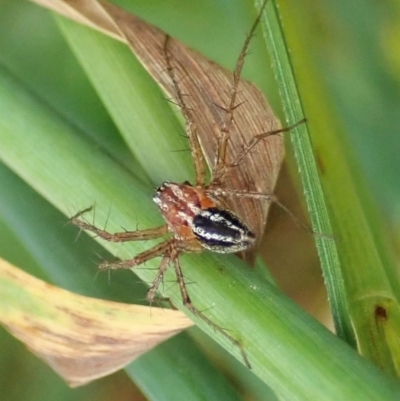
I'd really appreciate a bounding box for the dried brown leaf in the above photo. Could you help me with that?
[0,258,193,387]
[29,0,284,263]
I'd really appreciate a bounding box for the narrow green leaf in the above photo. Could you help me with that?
[0,71,246,401]
[56,16,193,186]
[261,0,400,376]
[258,0,352,343]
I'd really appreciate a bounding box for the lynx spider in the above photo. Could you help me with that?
[72,0,303,368]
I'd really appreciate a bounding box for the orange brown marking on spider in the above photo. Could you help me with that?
[153,181,216,248]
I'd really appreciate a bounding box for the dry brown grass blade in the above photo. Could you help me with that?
[0,258,193,387]
[29,0,283,263]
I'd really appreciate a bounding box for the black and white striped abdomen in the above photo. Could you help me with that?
[192,207,255,253]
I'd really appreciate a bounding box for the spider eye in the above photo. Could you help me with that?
[192,208,255,253]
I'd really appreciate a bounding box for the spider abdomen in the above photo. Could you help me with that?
[192,207,255,253]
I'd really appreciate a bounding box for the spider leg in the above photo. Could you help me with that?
[71,206,168,242]
[171,251,251,369]
[206,187,277,202]
[207,187,312,233]
[229,118,306,169]
[212,0,270,184]
[164,36,207,186]
[146,253,171,304]
[100,238,174,270]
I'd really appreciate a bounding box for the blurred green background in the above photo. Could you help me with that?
[0,0,399,400]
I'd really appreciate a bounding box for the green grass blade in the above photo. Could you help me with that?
[260,0,400,375]
[258,0,352,343]
[0,101,246,401]
[129,330,245,401]
[56,16,193,186]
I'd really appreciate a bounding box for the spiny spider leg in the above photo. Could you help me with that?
[146,253,171,304]
[212,0,270,184]
[207,187,311,233]
[229,118,306,168]
[100,238,175,270]
[164,36,207,187]
[171,250,251,368]
[71,207,168,242]
[206,187,277,202]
